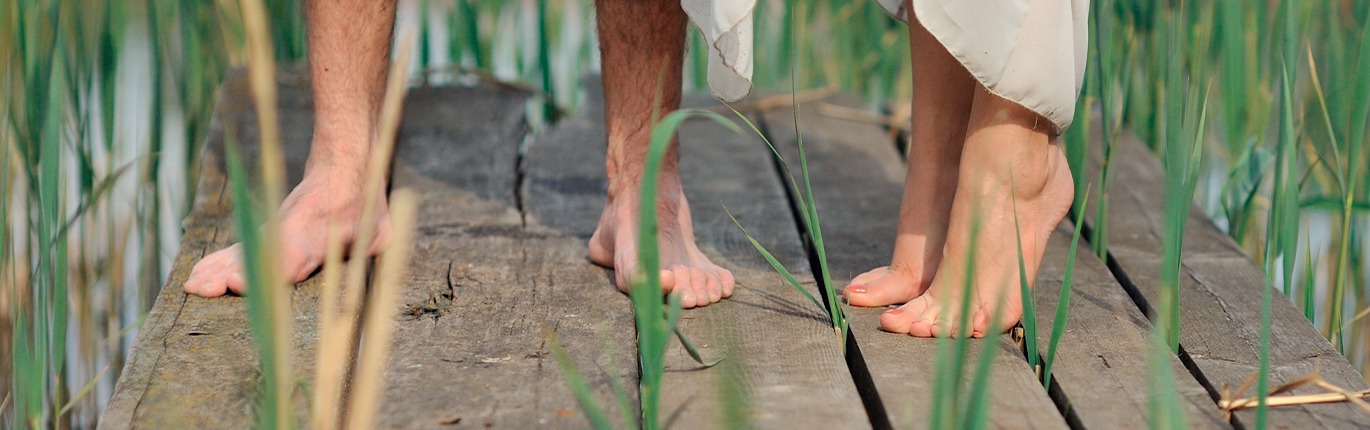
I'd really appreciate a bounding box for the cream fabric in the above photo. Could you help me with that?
[877,0,1089,131]
[685,0,1088,131]
[682,0,757,102]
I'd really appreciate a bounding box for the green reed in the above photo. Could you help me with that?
[926,214,999,430]
[12,0,1370,426]
[1090,0,1370,370]
[1043,188,1090,393]
[725,101,848,343]
[1016,188,1041,373]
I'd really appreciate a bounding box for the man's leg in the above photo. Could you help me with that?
[589,0,734,308]
[184,0,396,296]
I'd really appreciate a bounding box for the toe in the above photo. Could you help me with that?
[972,304,1019,338]
[879,302,921,334]
[185,248,236,297]
[703,270,723,304]
[847,273,921,308]
[227,271,248,296]
[971,310,990,338]
[674,267,698,308]
[849,266,889,286]
[656,269,674,293]
[185,266,228,297]
[685,268,711,307]
[900,296,939,337]
[718,269,735,298]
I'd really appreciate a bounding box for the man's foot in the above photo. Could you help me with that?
[588,178,735,309]
[184,165,390,297]
[880,95,1074,337]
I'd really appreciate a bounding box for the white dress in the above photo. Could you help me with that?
[685,0,1089,132]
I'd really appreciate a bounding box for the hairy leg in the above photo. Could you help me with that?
[880,84,1074,338]
[845,6,974,307]
[588,0,734,308]
[185,0,397,296]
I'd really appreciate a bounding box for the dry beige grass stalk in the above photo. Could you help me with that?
[343,189,418,430]
[704,88,836,114]
[1219,369,1370,419]
[237,0,292,427]
[312,28,416,430]
[311,224,347,430]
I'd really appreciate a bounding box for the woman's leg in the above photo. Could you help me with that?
[844,2,973,307]
[880,83,1074,338]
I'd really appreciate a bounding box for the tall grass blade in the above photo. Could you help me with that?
[634,107,738,429]
[1304,234,1316,323]
[312,225,348,430]
[723,104,845,341]
[1259,1,1301,422]
[1013,178,1040,371]
[536,0,557,123]
[793,92,847,342]
[236,0,294,426]
[963,299,1006,430]
[724,207,822,310]
[224,143,286,430]
[344,190,419,430]
[548,333,615,429]
[672,326,723,367]
[1044,185,1091,392]
[1327,0,1370,353]
[928,211,981,429]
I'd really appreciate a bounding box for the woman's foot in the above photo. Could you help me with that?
[184,164,390,297]
[844,166,960,307]
[845,3,976,310]
[588,176,735,309]
[880,88,1075,338]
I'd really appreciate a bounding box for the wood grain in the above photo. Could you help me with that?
[758,95,1069,429]
[1084,125,1370,428]
[524,80,869,428]
[1032,223,1226,428]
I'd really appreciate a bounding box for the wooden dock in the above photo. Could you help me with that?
[102,69,1369,429]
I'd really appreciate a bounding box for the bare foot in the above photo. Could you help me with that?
[588,176,735,308]
[880,93,1074,338]
[844,167,959,307]
[846,4,975,309]
[184,165,390,297]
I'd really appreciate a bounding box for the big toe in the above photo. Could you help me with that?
[185,246,240,297]
[846,272,921,308]
[226,271,249,296]
[879,297,925,335]
[881,296,945,337]
[848,266,890,286]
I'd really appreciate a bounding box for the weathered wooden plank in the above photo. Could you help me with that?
[371,83,647,429]
[103,67,324,429]
[759,95,1068,429]
[1032,224,1226,428]
[523,81,870,428]
[1085,127,1370,428]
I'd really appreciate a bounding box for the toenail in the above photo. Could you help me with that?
[848,286,866,294]
[884,308,903,316]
